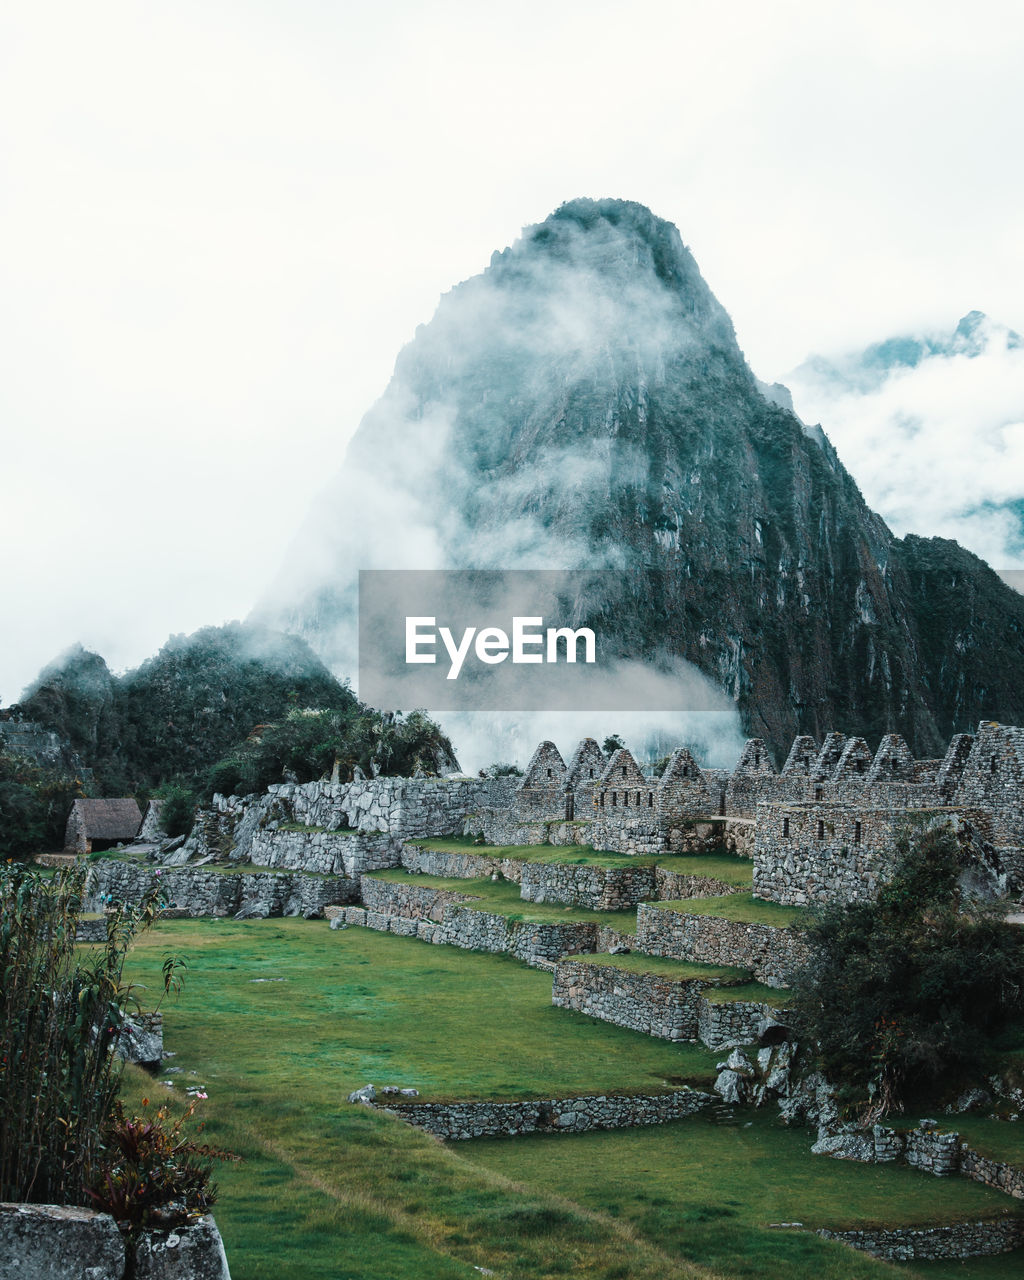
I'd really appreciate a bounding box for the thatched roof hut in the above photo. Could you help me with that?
[64,798,142,853]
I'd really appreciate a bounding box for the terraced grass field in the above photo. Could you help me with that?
[112,919,1023,1280]
[653,893,810,929]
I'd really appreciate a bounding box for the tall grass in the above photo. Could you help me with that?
[0,862,168,1204]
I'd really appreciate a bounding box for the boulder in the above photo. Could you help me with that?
[0,1203,124,1280]
[133,1216,231,1279]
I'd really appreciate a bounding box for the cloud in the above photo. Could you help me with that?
[786,323,1024,569]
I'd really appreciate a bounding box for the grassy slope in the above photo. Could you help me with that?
[114,920,1023,1280]
[369,869,639,930]
[119,919,722,1280]
[467,1114,1021,1280]
[653,893,809,929]
[572,953,750,983]
[408,838,754,884]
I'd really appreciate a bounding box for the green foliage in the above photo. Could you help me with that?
[791,826,1024,1117]
[0,747,83,858]
[0,864,174,1204]
[13,624,358,795]
[118,920,1015,1280]
[602,735,625,755]
[479,762,524,778]
[204,706,456,798]
[155,783,198,839]
[85,1096,235,1228]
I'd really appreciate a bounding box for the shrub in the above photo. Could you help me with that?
[791,824,1024,1118]
[479,762,524,778]
[0,863,181,1205]
[85,1097,235,1228]
[155,783,198,839]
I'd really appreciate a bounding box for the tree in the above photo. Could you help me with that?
[602,734,625,755]
[791,823,1024,1119]
[202,705,458,798]
[0,747,83,859]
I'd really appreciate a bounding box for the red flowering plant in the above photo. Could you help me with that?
[86,1095,237,1229]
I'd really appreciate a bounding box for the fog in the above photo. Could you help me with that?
[787,317,1024,570]
[3,1,1022,745]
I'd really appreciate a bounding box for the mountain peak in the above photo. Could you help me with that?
[256,200,1024,759]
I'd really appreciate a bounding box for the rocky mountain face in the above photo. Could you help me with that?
[259,198,1024,762]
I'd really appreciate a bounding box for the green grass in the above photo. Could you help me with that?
[653,893,809,929]
[115,919,1024,1280]
[896,1113,1024,1168]
[409,837,634,868]
[702,981,792,1007]
[119,919,721,1279]
[408,840,753,886]
[655,854,753,886]
[466,1110,1021,1280]
[369,869,639,931]
[572,953,751,984]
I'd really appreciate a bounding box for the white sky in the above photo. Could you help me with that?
[2,0,1023,703]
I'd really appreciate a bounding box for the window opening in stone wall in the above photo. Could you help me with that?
[621,765,627,777]
[817,819,824,839]
[783,817,790,837]
[611,792,617,806]
[623,792,629,807]
[991,757,998,773]
[854,820,861,844]
[647,792,653,807]
[815,786,823,800]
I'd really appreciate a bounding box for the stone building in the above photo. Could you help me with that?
[64,798,143,854]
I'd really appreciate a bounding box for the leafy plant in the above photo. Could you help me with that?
[85,1096,236,1228]
[791,824,1024,1118]
[203,705,457,798]
[0,863,181,1205]
[479,762,524,778]
[154,783,198,839]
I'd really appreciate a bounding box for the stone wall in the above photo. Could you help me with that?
[520,861,656,910]
[400,842,526,881]
[697,996,792,1051]
[359,875,475,921]
[634,903,810,988]
[961,1146,1024,1200]
[551,959,710,1040]
[85,860,358,918]
[373,1088,712,1140]
[956,723,1024,863]
[341,900,598,968]
[655,865,746,900]
[183,775,519,864]
[248,828,399,877]
[589,815,665,857]
[0,1204,230,1280]
[665,819,756,857]
[816,1217,1024,1262]
[396,842,738,912]
[752,805,990,906]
